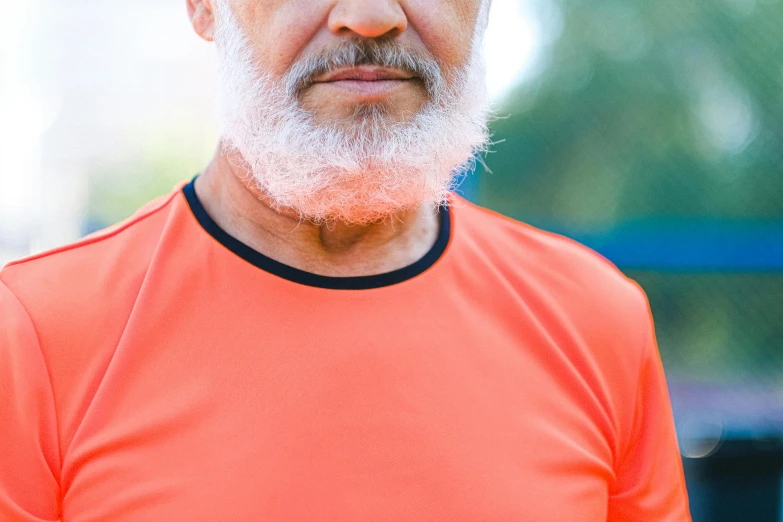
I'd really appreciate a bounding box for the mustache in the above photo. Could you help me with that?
[284,38,446,97]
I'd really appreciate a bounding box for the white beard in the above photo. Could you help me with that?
[213,0,491,225]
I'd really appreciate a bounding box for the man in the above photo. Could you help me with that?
[0,0,690,520]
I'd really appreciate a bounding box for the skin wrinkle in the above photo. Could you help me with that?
[191,0,491,275]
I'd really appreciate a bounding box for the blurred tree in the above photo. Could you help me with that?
[482,0,783,226]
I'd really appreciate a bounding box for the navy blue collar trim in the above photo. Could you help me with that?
[182,177,451,290]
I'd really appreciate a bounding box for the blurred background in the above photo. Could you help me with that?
[1,0,781,519]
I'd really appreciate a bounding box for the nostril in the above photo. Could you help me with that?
[333,27,403,41]
[327,3,408,39]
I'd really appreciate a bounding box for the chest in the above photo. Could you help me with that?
[59,298,616,521]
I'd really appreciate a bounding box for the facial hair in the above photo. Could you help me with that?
[213,0,491,225]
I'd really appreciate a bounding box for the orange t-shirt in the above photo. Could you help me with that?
[0,178,690,521]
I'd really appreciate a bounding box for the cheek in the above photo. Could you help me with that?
[237,0,332,75]
[404,0,482,71]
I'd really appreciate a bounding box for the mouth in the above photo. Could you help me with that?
[311,66,419,98]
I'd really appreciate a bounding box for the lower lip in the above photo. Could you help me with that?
[316,79,413,98]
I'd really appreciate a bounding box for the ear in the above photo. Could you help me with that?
[187,0,216,42]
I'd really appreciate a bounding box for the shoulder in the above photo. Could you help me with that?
[450,194,646,309]
[1,186,183,306]
[0,184,186,366]
[450,195,652,365]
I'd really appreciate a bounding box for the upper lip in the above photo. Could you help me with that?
[314,66,415,83]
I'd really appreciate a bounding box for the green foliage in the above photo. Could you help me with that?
[482,0,783,227]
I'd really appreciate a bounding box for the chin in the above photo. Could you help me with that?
[249,163,454,227]
[353,101,420,123]
[311,101,419,131]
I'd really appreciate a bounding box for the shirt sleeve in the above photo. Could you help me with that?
[606,284,692,522]
[0,280,61,521]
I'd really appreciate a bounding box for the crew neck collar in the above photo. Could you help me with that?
[181,177,452,290]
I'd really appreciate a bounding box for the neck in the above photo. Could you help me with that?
[194,147,441,278]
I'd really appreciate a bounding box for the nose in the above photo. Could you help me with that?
[328,0,408,39]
